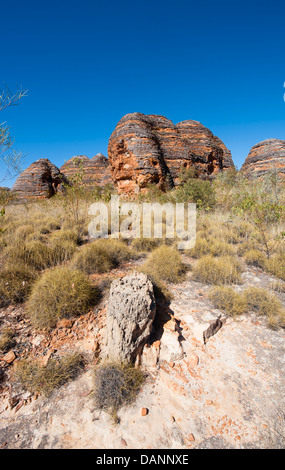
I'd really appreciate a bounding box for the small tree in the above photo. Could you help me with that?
[0,85,27,182]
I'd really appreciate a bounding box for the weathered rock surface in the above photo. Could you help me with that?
[241,139,285,180]
[0,258,285,449]
[60,154,113,189]
[103,271,156,363]
[12,159,68,200]
[108,113,234,194]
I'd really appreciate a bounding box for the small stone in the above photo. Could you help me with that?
[206,400,214,406]
[2,350,16,364]
[120,438,128,446]
[187,433,195,442]
[141,408,149,416]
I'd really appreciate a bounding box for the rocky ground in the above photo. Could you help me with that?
[0,256,285,449]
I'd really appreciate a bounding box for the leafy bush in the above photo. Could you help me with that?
[14,352,84,396]
[27,266,99,329]
[93,362,145,422]
[192,255,242,285]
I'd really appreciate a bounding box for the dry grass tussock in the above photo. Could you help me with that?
[13,352,84,396]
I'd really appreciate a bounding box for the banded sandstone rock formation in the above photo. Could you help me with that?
[241,139,285,180]
[108,113,234,194]
[60,153,112,189]
[12,159,68,200]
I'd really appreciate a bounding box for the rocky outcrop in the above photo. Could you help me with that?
[241,139,285,180]
[60,154,112,189]
[108,113,234,194]
[12,159,68,200]
[103,271,156,363]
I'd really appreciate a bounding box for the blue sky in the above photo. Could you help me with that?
[1,0,285,186]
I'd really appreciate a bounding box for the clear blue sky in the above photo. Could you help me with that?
[1,0,285,186]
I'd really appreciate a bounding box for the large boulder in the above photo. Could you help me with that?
[103,271,156,363]
[12,159,68,200]
[60,153,113,189]
[107,112,234,194]
[241,139,285,180]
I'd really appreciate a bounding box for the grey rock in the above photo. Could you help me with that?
[103,271,156,363]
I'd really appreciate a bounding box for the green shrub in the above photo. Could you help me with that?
[0,327,16,351]
[26,266,99,329]
[192,255,242,285]
[14,352,84,396]
[93,362,145,422]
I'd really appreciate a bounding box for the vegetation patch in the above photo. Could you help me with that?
[72,238,134,275]
[26,266,100,329]
[208,286,247,317]
[0,327,16,351]
[208,285,285,328]
[140,245,186,284]
[243,286,285,328]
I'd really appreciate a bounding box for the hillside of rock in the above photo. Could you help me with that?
[107,113,234,194]
[60,153,112,189]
